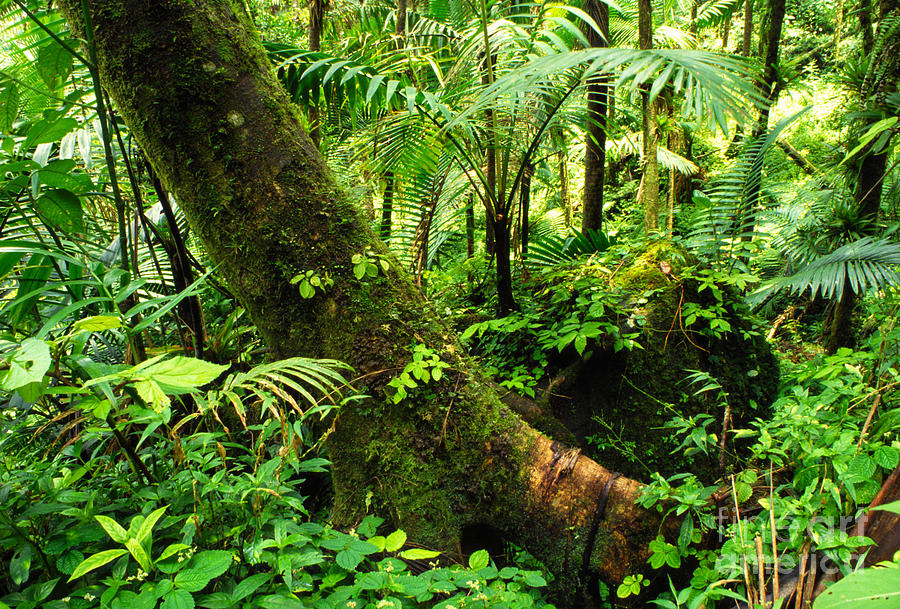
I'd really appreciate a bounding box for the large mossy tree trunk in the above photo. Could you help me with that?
[58,0,664,599]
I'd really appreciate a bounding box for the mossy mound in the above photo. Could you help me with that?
[552,244,779,481]
[462,243,779,482]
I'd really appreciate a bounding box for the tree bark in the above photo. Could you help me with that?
[638,0,660,232]
[582,0,609,234]
[396,0,407,37]
[57,0,662,598]
[638,9,659,232]
[756,0,786,134]
[860,0,875,54]
[742,0,754,57]
[827,5,898,352]
[307,0,323,146]
[832,0,844,59]
[520,163,533,256]
[380,171,394,241]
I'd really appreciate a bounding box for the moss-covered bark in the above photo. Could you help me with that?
[58,0,665,599]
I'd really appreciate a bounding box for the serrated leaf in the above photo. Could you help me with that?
[468,549,489,570]
[523,571,548,587]
[335,548,363,570]
[56,549,84,575]
[68,549,128,581]
[162,589,195,609]
[735,481,753,503]
[873,446,899,471]
[384,530,406,553]
[356,571,389,590]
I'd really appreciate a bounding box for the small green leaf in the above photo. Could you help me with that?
[0,338,51,391]
[10,547,31,586]
[872,499,900,515]
[400,548,442,560]
[523,571,547,587]
[874,446,899,471]
[384,530,406,552]
[74,315,122,333]
[0,83,19,131]
[24,117,78,150]
[139,357,228,390]
[56,549,84,575]
[126,537,152,572]
[298,281,314,298]
[335,548,363,570]
[161,588,195,609]
[232,573,272,601]
[468,549,489,570]
[95,514,129,543]
[68,549,128,581]
[37,41,74,89]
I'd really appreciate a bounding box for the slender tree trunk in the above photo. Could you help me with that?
[826,0,898,352]
[743,0,754,57]
[736,0,785,249]
[478,8,516,313]
[638,0,660,232]
[833,0,844,59]
[690,0,699,35]
[520,163,533,257]
[57,2,661,597]
[722,16,732,50]
[308,0,324,147]
[380,172,394,241]
[860,0,875,54]
[396,0,407,37]
[582,0,609,234]
[466,194,475,260]
[558,145,569,229]
[756,0,786,134]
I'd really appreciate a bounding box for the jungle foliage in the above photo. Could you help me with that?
[0,0,899,607]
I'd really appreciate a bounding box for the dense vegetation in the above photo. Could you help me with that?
[0,0,898,608]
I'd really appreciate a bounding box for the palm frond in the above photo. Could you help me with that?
[770,236,900,301]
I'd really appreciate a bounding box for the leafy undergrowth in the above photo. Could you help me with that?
[0,329,554,609]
